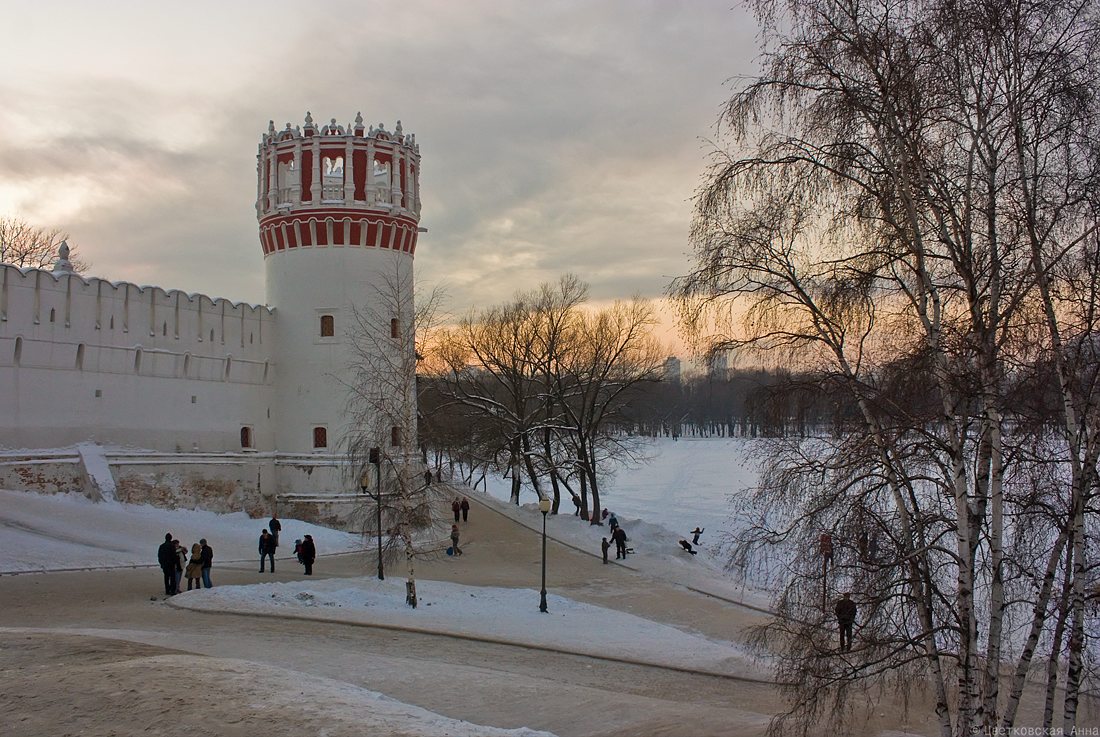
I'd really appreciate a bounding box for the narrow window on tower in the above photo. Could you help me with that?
[240,426,253,449]
[390,426,402,447]
[390,318,399,338]
[320,314,334,337]
[313,426,328,449]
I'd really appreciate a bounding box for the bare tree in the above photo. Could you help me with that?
[0,217,87,271]
[671,0,1100,734]
[342,255,448,607]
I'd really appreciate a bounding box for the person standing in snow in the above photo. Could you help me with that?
[450,524,463,556]
[608,512,619,531]
[258,529,277,572]
[612,525,628,559]
[185,543,203,591]
[268,515,282,547]
[173,539,187,594]
[300,534,316,575]
[460,496,470,523]
[601,537,611,564]
[199,538,213,588]
[690,527,704,545]
[571,493,581,516]
[157,533,177,595]
[451,497,462,523]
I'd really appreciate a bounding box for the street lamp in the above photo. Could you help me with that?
[362,447,383,581]
[538,496,551,613]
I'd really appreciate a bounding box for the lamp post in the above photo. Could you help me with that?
[362,447,383,581]
[538,496,551,613]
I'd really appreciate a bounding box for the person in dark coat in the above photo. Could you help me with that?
[259,529,277,572]
[601,537,611,564]
[173,539,187,595]
[678,539,698,555]
[690,527,704,545]
[268,516,282,547]
[451,497,462,523]
[571,493,581,516]
[300,534,316,575]
[835,592,858,652]
[611,526,628,559]
[199,538,213,588]
[157,533,177,595]
[608,512,619,530]
[460,497,470,522]
[424,469,433,486]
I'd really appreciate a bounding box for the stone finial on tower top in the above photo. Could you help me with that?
[52,241,73,274]
[268,120,276,135]
[395,120,403,137]
[355,111,363,126]
[304,111,314,126]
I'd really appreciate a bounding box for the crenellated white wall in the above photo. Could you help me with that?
[0,264,276,452]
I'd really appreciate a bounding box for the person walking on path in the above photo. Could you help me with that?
[571,493,581,516]
[601,537,611,564]
[173,539,187,594]
[300,534,316,575]
[460,497,470,522]
[451,497,462,523]
[611,526,628,559]
[608,512,619,530]
[199,538,213,588]
[691,527,704,545]
[184,543,203,591]
[450,524,463,556]
[835,592,857,652]
[157,533,177,595]
[258,529,277,572]
[268,515,282,547]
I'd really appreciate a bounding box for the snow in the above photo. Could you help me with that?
[480,436,774,607]
[76,442,116,500]
[0,489,363,573]
[171,576,757,678]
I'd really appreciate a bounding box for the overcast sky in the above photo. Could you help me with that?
[0,1,757,340]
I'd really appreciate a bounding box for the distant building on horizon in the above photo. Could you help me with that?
[663,356,681,384]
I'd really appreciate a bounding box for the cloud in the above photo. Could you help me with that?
[0,0,757,336]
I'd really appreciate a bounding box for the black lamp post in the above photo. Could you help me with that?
[362,447,383,581]
[538,497,551,613]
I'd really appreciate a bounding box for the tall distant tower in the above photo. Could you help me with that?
[257,112,422,456]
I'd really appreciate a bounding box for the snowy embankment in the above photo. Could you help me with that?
[171,575,756,678]
[480,436,775,608]
[0,489,362,573]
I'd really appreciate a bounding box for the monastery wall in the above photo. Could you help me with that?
[0,264,277,452]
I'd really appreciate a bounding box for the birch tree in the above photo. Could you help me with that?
[671,0,1100,733]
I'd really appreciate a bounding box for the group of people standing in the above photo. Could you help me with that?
[259,516,316,575]
[157,534,213,595]
[156,514,320,596]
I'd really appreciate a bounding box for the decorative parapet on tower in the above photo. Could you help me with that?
[256,112,422,257]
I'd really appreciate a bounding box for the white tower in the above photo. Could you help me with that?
[257,113,422,457]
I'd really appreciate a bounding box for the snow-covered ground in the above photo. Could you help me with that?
[172,576,756,678]
[481,436,772,605]
[0,488,363,573]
